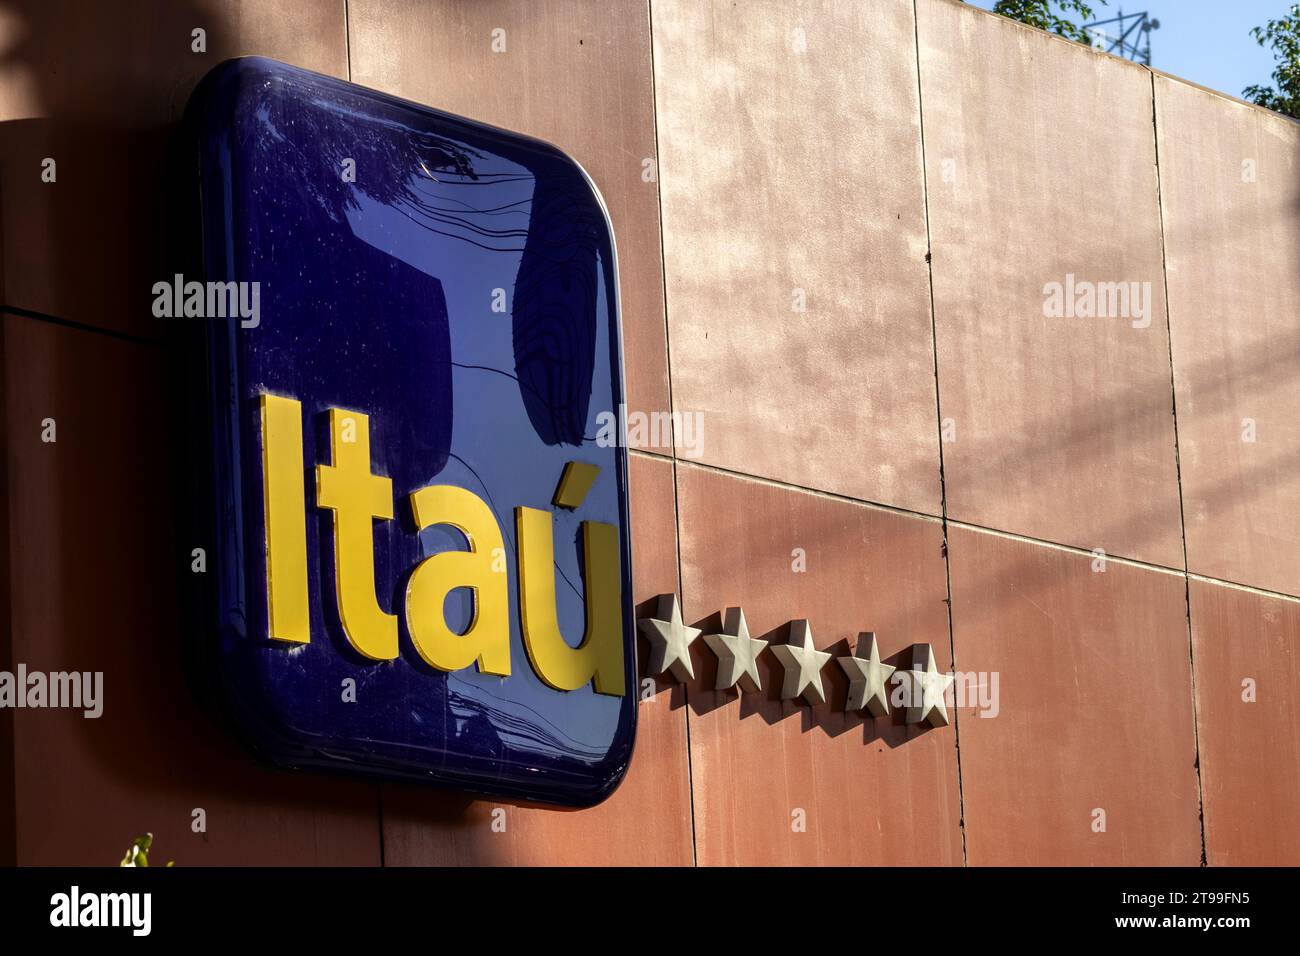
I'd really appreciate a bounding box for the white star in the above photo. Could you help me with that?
[900,643,954,727]
[637,593,701,682]
[702,607,768,692]
[770,620,832,706]
[838,632,896,716]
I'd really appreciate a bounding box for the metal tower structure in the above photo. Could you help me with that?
[1083,8,1160,65]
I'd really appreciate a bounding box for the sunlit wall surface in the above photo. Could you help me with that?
[0,0,1296,866]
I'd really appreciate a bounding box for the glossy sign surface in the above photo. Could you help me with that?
[189,57,634,806]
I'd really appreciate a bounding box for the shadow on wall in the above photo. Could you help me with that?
[681,608,943,750]
[0,0,414,867]
[0,0,615,867]
[0,0,1014,865]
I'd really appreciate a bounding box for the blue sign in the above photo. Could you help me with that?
[186,57,635,806]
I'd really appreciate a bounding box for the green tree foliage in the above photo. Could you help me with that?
[120,833,174,867]
[990,1,1107,45]
[1243,4,1300,119]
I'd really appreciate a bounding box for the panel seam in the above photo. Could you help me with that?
[630,453,1300,602]
[343,0,353,81]
[1,305,162,348]
[1148,68,1208,867]
[912,0,968,867]
[645,0,698,868]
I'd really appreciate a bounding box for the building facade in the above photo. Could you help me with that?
[0,0,1297,865]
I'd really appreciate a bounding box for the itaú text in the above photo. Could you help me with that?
[256,394,625,698]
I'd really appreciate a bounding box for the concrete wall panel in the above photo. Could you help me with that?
[3,315,381,865]
[1190,579,1300,865]
[676,463,962,866]
[949,526,1201,865]
[651,0,941,513]
[1156,75,1300,595]
[917,0,1183,566]
[0,0,349,337]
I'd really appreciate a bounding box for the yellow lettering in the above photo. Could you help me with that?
[315,408,397,660]
[516,506,624,696]
[552,460,600,510]
[260,394,310,644]
[406,485,510,675]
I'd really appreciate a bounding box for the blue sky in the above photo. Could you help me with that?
[965,1,1286,102]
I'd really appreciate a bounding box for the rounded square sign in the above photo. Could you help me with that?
[186,57,635,807]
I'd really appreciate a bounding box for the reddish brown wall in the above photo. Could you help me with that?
[1,0,1296,865]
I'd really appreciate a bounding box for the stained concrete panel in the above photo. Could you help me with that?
[676,463,962,866]
[949,525,1202,865]
[651,0,942,513]
[1190,579,1300,865]
[4,315,381,865]
[917,0,1183,566]
[1155,75,1300,595]
[0,0,349,337]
